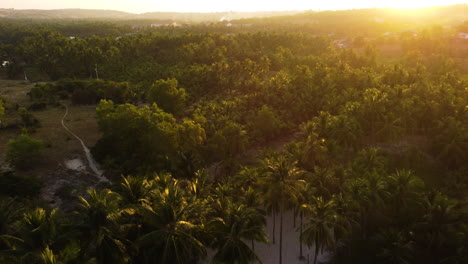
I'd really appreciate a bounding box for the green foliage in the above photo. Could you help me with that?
[28,83,58,101]
[6,134,45,169]
[0,170,43,197]
[1,12,467,264]
[209,201,268,264]
[1,208,60,263]
[147,78,187,116]
[18,107,40,128]
[5,62,23,79]
[431,117,468,169]
[251,105,281,141]
[93,100,204,174]
[0,100,4,119]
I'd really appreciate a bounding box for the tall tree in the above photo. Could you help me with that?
[301,197,341,264]
[257,155,305,264]
[135,179,207,264]
[75,189,128,264]
[209,200,268,264]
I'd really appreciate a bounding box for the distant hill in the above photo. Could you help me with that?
[0,8,134,19]
[0,8,304,22]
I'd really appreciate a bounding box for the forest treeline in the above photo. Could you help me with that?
[0,14,467,264]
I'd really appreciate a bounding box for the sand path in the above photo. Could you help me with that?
[61,105,108,183]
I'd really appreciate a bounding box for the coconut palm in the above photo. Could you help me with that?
[119,175,156,206]
[386,170,424,223]
[0,198,23,236]
[297,181,316,260]
[1,208,59,263]
[75,189,128,264]
[301,197,342,264]
[431,117,468,169]
[413,192,466,263]
[39,243,83,264]
[371,228,414,264]
[209,199,268,264]
[344,170,388,238]
[135,179,207,264]
[257,154,305,264]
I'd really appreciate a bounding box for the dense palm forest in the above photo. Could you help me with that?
[0,6,467,264]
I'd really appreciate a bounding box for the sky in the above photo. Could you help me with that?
[1,0,465,14]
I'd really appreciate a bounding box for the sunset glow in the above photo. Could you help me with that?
[1,0,464,13]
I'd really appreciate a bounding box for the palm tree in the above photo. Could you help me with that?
[39,243,83,264]
[1,208,59,263]
[344,170,388,238]
[75,189,128,264]
[0,198,23,236]
[297,181,316,260]
[257,154,305,264]
[301,197,342,264]
[413,192,466,263]
[119,175,156,206]
[431,117,468,169]
[371,228,414,264]
[135,179,207,264]
[209,199,268,264]
[386,170,424,222]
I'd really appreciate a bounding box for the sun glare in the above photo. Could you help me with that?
[1,0,464,13]
[144,0,464,14]
[378,0,459,9]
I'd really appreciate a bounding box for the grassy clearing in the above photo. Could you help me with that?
[0,79,101,178]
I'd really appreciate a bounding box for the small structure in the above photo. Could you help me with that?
[333,39,348,48]
[457,32,468,39]
[374,17,384,23]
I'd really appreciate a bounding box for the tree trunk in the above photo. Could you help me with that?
[299,211,304,259]
[272,208,276,244]
[314,241,319,264]
[279,205,283,264]
[293,207,297,228]
[251,239,255,251]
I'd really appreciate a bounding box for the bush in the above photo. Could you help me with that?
[27,102,47,111]
[147,78,187,115]
[6,62,23,79]
[18,107,40,127]
[6,134,45,169]
[0,170,43,197]
[0,99,4,118]
[71,89,99,105]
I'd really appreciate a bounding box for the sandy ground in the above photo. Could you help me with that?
[255,210,331,264]
[202,210,331,264]
[64,158,86,171]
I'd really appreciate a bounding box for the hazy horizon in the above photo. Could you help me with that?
[1,0,465,14]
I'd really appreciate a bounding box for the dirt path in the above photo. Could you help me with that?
[61,105,108,183]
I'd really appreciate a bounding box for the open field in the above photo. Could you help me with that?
[0,79,101,178]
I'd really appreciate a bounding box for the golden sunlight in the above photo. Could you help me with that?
[2,0,465,13]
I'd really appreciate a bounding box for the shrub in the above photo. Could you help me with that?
[71,89,99,105]
[0,170,43,197]
[6,134,45,169]
[18,107,40,128]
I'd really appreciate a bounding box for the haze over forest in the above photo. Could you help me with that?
[0,2,467,264]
